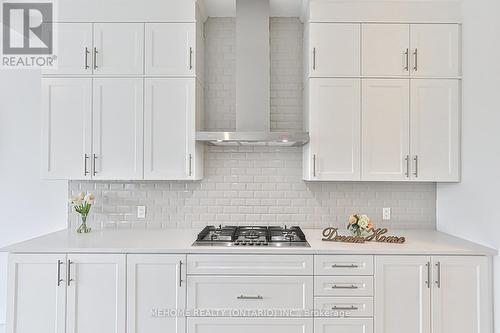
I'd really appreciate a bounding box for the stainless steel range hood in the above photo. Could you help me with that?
[196,0,309,147]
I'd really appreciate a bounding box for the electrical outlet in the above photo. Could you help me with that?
[137,206,146,219]
[382,207,391,220]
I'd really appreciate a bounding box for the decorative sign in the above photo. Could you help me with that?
[322,227,406,244]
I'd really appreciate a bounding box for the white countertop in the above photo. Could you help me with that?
[1,228,497,256]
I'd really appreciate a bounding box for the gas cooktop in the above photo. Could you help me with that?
[193,225,310,247]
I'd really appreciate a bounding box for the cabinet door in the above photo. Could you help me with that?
[145,23,195,76]
[187,318,313,333]
[362,79,410,181]
[92,78,144,180]
[93,23,144,75]
[362,24,410,77]
[410,24,460,77]
[43,23,92,75]
[6,254,66,333]
[309,23,360,77]
[375,256,431,333]
[410,79,460,181]
[66,254,126,333]
[127,255,186,333]
[308,79,361,181]
[41,78,92,179]
[144,78,195,180]
[432,256,492,333]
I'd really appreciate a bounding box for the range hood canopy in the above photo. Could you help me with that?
[196,0,309,147]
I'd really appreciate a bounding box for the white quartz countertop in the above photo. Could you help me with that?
[2,228,497,256]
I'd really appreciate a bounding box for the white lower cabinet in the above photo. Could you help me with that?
[7,254,67,333]
[66,254,126,333]
[431,256,492,333]
[127,254,186,333]
[314,318,373,333]
[374,256,431,333]
[6,253,493,333]
[375,255,492,333]
[187,317,313,333]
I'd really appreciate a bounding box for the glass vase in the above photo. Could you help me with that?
[77,215,91,233]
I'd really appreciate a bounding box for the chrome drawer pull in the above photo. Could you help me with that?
[237,295,263,300]
[331,264,359,268]
[331,284,359,289]
[332,306,359,310]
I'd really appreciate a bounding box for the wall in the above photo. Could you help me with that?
[436,0,500,330]
[0,70,68,332]
[69,18,437,231]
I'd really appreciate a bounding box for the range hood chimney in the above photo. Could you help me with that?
[196,0,309,147]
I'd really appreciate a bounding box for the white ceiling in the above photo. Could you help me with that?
[203,0,303,17]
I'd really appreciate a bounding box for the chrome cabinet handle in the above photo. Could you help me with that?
[435,262,441,288]
[426,261,431,288]
[67,260,74,286]
[93,47,98,70]
[179,260,183,287]
[331,264,359,268]
[313,154,317,177]
[237,295,263,300]
[84,47,90,70]
[188,154,193,177]
[57,260,64,286]
[331,284,359,289]
[413,155,419,178]
[312,47,316,71]
[413,48,418,71]
[404,155,410,178]
[84,154,90,176]
[332,306,359,310]
[189,47,193,70]
[404,48,409,71]
[92,154,98,176]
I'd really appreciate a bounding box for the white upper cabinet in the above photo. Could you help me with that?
[127,255,186,333]
[410,24,461,77]
[410,79,460,181]
[306,78,361,181]
[144,78,197,180]
[362,24,410,77]
[66,254,126,333]
[93,23,144,75]
[92,78,144,180]
[7,254,67,333]
[432,256,492,333]
[41,78,92,180]
[43,23,93,75]
[362,79,410,181]
[145,23,196,76]
[309,23,360,77]
[375,256,431,333]
[362,24,461,78]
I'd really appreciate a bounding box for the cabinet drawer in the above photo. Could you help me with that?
[187,255,313,275]
[314,318,373,333]
[188,317,313,333]
[187,276,313,313]
[315,276,373,296]
[314,297,373,317]
[314,255,373,275]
